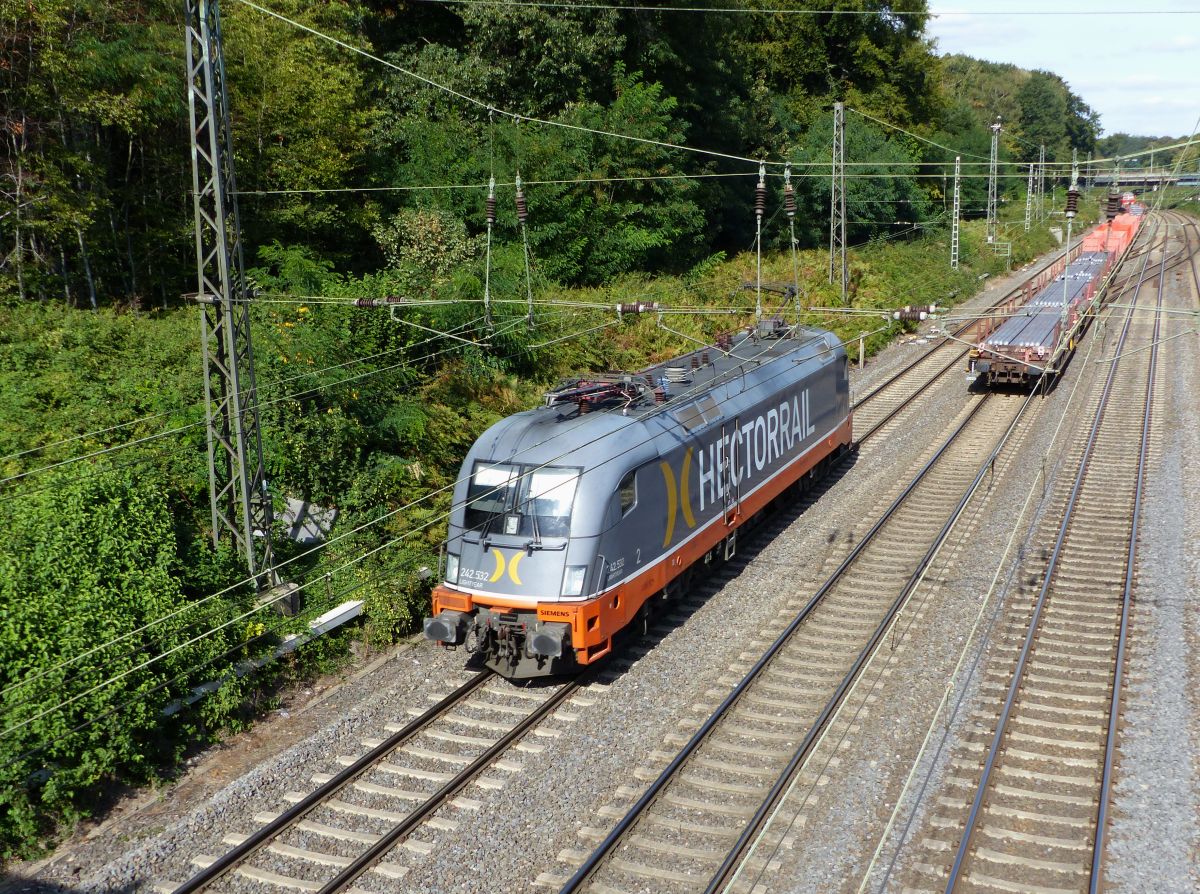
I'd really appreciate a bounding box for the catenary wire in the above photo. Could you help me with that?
[738,218,1163,894]
[0,315,478,468]
[11,233,1003,732]
[0,313,490,489]
[0,314,549,704]
[846,106,991,162]
[1,267,763,487]
[18,0,1174,759]
[0,545,410,776]
[0,313,549,713]
[2,191,1022,707]
[0,305,698,708]
[0,309,622,719]
[236,171,759,195]
[233,166,1058,198]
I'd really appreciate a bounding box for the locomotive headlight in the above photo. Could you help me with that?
[561,565,588,597]
[445,554,460,584]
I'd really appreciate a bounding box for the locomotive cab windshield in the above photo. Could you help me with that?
[464,462,579,540]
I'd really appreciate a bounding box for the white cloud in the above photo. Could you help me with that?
[925,0,1200,134]
[1157,34,1200,51]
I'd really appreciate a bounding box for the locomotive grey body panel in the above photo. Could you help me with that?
[440,329,849,607]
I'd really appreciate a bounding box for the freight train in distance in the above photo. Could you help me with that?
[424,319,853,678]
[968,212,1142,388]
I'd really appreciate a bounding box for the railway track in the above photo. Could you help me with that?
[546,377,1045,893]
[162,671,587,894]
[897,213,1183,894]
[543,217,1180,894]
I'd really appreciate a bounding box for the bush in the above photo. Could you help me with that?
[0,464,251,857]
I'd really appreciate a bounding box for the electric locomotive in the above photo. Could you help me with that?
[424,320,853,678]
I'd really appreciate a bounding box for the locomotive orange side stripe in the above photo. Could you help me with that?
[431,414,853,666]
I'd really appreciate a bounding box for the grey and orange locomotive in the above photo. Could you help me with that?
[425,321,853,677]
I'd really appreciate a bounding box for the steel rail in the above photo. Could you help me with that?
[171,252,1035,894]
[1175,211,1200,297]
[851,347,964,419]
[558,392,995,893]
[852,227,1143,446]
[1100,218,1193,294]
[705,387,1042,894]
[943,214,1166,893]
[176,668,583,894]
[1091,214,1182,890]
[316,675,584,893]
[853,354,960,445]
[171,669,492,894]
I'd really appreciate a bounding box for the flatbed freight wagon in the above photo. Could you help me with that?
[968,215,1141,387]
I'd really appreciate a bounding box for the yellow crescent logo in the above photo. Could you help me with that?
[486,548,524,586]
[489,548,506,582]
[661,461,678,547]
[679,447,696,528]
[660,447,697,547]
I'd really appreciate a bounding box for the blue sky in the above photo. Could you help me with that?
[926,1,1200,138]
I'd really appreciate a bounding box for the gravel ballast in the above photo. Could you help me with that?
[1103,234,1200,893]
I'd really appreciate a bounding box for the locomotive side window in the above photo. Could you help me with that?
[618,469,637,515]
[674,403,705,431]
[697,394,722,422]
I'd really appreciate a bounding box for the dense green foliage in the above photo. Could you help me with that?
[938,55,1101,163]
[0,0,1128,859]
[4,0,1040,305]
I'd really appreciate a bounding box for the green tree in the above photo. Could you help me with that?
[1064,89,1100,157]
[371,62,706,285]
[938,55,1028,134]
[0,465,249,856]
[222,0,377,266]
[1016,70,1070,161]
[789,114,933,248]
[0,0,188,306]
[922,98,1001,214]
[742,0,940,132]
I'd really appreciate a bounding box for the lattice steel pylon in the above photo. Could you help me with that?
[1024,162,1034,231]
[828,102,848,303]
[1037,143,1046,221]
[951,156,961,269]
[185,0,277,590]
[986,117,1001,244]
